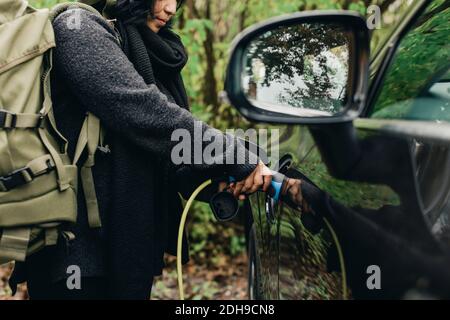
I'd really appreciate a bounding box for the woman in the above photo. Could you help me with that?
[8,0,272,299]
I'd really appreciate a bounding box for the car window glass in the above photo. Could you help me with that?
[370,0,450,121]
[370,0,417,56]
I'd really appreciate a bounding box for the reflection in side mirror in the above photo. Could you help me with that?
[225,12,370,124]
[243,23,350,117]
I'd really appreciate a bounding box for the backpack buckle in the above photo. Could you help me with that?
[0,110,17,129]
[0,110,6,127]
[0,167,33,191]
[38,114,46,128]
[97,145,111,155]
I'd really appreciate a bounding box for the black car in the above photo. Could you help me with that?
[225,0,450,299]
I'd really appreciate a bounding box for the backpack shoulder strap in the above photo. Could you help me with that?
[73,113,102,228]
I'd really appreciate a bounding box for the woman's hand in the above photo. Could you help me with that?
[226,161,273,200]
[280,178,311,213]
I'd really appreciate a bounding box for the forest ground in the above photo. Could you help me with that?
[0,252,248,300]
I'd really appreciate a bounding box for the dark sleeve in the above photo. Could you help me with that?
[52,9,256,180]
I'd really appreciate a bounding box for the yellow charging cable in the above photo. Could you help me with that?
[177,179,212,300]
[323,217,348,300]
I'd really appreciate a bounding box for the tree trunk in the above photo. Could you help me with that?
[202,1,219,109]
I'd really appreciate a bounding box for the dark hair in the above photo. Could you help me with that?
[176,0,185,10]
[114,0,185,26]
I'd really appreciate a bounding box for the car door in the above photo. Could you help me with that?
[273,0,450,299]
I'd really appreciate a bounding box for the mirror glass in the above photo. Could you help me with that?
[242,22,352,117]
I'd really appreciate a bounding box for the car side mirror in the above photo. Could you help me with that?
[225,11,370,124]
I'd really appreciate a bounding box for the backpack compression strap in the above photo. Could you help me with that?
[0,226,63,265]
[0,228,31,265]
[0,154,56,192]
[38,50,70,191]
[0,111,43,128]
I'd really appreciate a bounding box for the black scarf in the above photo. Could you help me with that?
[138,25,189,110]
[120,22,189,110]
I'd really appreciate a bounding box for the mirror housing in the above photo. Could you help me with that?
[225,11,370,124]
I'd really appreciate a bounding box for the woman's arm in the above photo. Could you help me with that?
[52,8,256,180]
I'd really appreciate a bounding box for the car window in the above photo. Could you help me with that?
[370,0,450,122]
[369,0,418,57]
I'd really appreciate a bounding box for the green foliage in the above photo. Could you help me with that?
[30,0,69,8]
[187,201,247,259]
[178,19,212,104]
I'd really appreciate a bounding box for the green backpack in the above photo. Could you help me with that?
[0,0,115,265]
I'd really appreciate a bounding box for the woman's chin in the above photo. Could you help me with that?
[147,23,161,33]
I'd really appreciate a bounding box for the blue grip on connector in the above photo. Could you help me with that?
[270,180,283,202]
[228,174,284,202]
